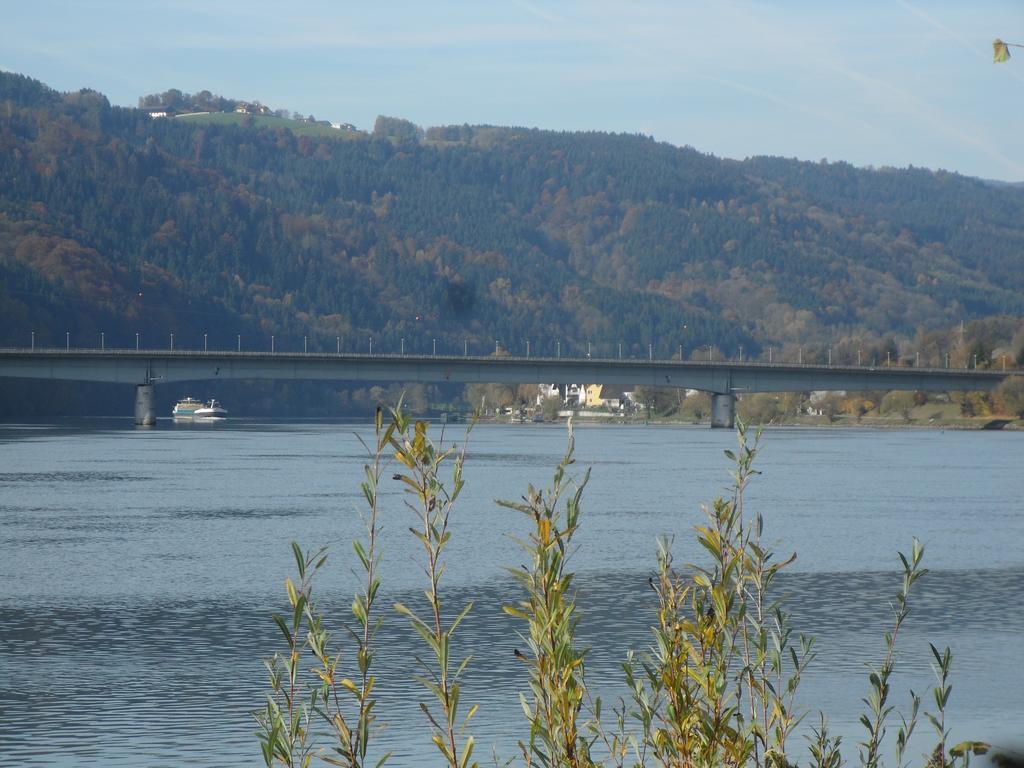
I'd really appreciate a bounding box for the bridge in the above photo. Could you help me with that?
[0,347,1011,427]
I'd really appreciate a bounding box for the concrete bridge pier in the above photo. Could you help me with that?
[710,393,735,429]
[134,384,156,426]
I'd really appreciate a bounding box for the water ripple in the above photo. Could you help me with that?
[2,569,1022,766]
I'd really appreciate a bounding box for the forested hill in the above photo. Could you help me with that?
[3,71,1024,374]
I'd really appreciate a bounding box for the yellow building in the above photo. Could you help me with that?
[584,384,623,409]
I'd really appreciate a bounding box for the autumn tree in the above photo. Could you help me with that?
[880,391,916,422]
[995,376,1024,418]
[373,115,423,143]
[541,396,562,421]
[818,393,845,423]
[678,390,712,421]
[634,385,679,417]
[463,383,514,414]
[737,393,782,424]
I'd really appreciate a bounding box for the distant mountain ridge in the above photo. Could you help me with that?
[2,70,1023,379]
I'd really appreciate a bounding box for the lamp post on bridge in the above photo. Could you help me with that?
[30,331,34,351]
[66,331,70,351]
[304,336,307,354]
[271,335,275,353]
[237,334,241,352]
[136,332,140,351]
[401,337,405,356]
[170,332,174,351]
[433,338,437,357]
[101,332,105,350]
[369,337,373,355]
[204,333,208,353]
[557,340,561,358]
[337,336,340,354]
[526,340,530,358]
[649,343,653,361]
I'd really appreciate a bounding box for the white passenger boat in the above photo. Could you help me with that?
[194,399,228,420]
[172,397,204,418]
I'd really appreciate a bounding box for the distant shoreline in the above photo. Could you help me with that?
[477,413,1024,430]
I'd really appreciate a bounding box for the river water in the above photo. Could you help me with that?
[1,420,1022,766]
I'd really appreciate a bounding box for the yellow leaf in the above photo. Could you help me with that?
[993,39,1011,63]
[285,577,298,608]
[951,741,990,757]
[334,713,351,742]
[538,518,551,546]
[414,420,427,454]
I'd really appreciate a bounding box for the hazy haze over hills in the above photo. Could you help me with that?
[3,1,1022,182]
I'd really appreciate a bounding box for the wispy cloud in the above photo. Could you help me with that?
[895,0,989,60]
[561,1,882,141]
[170,24,583,52]
[823,58,1024,177]
[701,0,1024,177]
[895,0,1024,85]
[509,0,566,25]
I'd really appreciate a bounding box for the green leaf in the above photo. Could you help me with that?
[353,540,370,570]
[449,601,474,634]
[458,735,475,768]
[272,614,292,645]
[291,541,305,578]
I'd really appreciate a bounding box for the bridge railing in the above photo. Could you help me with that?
[0,345,1015,378]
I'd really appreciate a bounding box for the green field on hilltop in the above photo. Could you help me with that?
[175,111,364,139]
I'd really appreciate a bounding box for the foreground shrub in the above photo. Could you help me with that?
[257,407,996,768]
[500,422,594,767]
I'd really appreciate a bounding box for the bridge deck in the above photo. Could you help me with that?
[0,348,1010,394]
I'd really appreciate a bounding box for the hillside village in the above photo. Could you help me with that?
[138,90,360,132]
[503,383,827,419]
[540,383,634,415]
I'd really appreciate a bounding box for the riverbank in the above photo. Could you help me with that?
[473,409,1024,430]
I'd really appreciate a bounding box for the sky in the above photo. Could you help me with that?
[3,0,1023,180]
